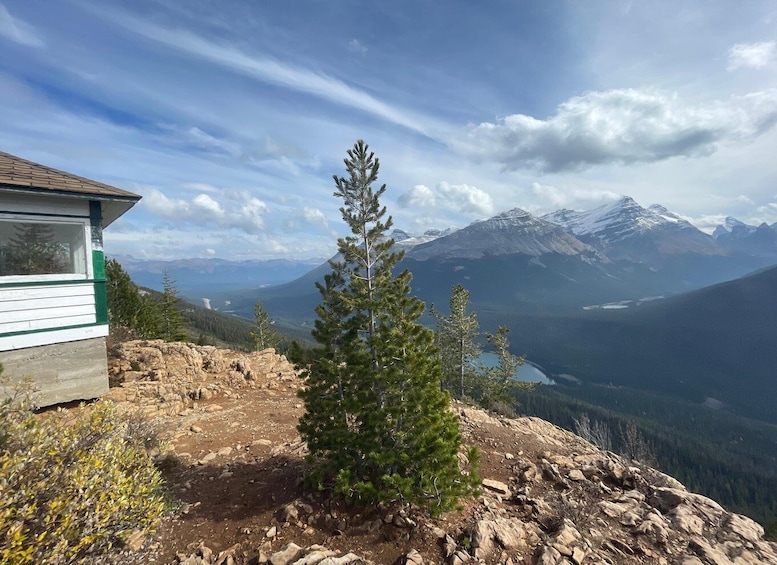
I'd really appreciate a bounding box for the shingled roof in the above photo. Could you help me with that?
[0,151,140,200]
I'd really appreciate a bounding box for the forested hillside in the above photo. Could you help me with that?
[497,265,777,423]
[106,259,310,352]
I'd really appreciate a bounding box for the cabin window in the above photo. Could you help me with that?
[0,219,88,277]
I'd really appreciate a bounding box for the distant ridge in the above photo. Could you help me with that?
[114,256,324,295]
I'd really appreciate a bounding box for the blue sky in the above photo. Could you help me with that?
[1,1,776,260]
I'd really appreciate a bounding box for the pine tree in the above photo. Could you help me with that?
[159,270,186,342]
[297,140,479,514]
[105,258,164,339]
[482,326,531,405]
[251,301,279,350]
[106,259,142,330]
[431,285,482,398]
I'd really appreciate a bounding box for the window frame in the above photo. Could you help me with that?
[0,213,92,283]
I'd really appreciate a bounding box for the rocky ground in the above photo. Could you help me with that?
[97,340,777,565]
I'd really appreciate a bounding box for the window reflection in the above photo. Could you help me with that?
[0,220,87,277]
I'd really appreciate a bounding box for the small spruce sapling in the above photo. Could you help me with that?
[431,284,482,398]
[251,301,279,350]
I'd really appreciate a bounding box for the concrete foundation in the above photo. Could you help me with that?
[0,337,109,407]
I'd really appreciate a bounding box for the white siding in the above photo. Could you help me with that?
[1,193,89,217]
[0,283,96,338]
[0,325,108,351]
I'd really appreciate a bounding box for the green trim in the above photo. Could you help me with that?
[94,280,108,325]
[92,250,105,280]
[0,322,108,339]
[0,278,96,289]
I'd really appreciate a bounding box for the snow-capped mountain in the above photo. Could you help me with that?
[713,218,777,258]
[406,208,596,260]
[646,204,691,225]
[542,196,671,243]
[542,196,720,262]
[712,217,758,239]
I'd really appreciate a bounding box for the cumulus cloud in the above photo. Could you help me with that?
[727,41,776,71]
[398,184,436,209]
[0,4,44,47]
[302,207,328,227]
[458,88,777,173]
[685,214,730,233]
[142,187,267,233]
[398,182,494,216]
[736,194,755,205]
[531,182,620,209]
[283,206,334,234]
[756,202,777,223]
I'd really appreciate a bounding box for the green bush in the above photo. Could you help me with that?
[0,391,168,564]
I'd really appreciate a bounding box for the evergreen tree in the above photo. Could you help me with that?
[251,301,279,350]
[431,285,482,398]
[481,326,532,406]
[106,259,142,330]
[285,340,309,365]
[105,258,164,339]
[159,271,186,342]
[298,140,479,514]
[136,293,165,339]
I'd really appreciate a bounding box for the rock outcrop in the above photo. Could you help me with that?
[105,340,298,417]
[454,407,777,564]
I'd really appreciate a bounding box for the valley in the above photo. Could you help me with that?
[141,195,777,528]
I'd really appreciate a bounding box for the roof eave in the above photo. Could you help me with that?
[0,184,142,227]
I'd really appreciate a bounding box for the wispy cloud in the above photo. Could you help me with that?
[0,3,44,47]
[348,39,368,54]
[91,6,439,137]
[458,89,777,173]
[727,41,776,71]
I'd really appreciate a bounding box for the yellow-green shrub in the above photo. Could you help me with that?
[0,393,168,564]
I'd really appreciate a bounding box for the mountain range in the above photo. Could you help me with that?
[119,197,777,309]
[233,196,775,323]
[405,195,777,265]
